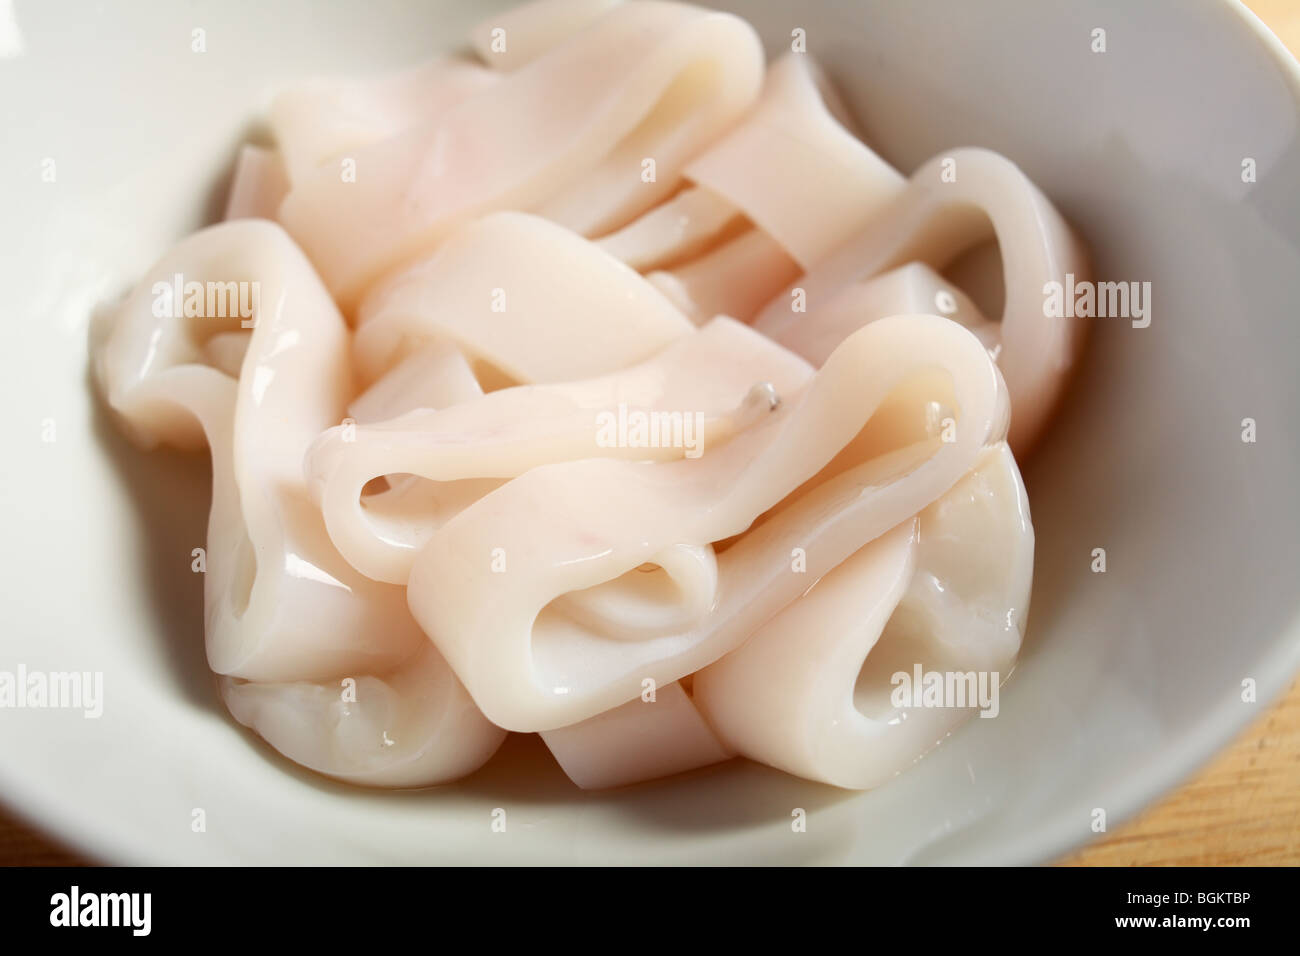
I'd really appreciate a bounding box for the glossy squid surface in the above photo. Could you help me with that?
[95,0,1086,791]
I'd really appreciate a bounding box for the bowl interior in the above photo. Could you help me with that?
[1,0,1298,864]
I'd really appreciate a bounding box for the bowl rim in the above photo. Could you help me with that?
[2,0,1299,867]
[996,0,1300,867]
[1014,0,1300,867]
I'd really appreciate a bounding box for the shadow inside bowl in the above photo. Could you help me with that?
[76,2,1300,863]
[85,351,220,717]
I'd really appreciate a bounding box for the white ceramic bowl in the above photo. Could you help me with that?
[1,0,1298,865]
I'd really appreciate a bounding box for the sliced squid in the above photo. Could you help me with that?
[344,340,509,572]
[684,53,905,269]
[469,0,623,72]
[347,340,484,424]
[693,442,1032,789]
[593,52,901,292]
[270,0,629,192]
[268,56,497,187]
[96,223,505,782]
[754,147,1090,452]
[774,261,997,366]
[97,221,424,681]
[306,315,814,585]
[594,185,744,271]
[540,680,732,789]
[405,314,1005,732]
[353,212,695,386]
[277,1,764,306]
[648,228,801,323]
[219,643,506,788]
[91,0,1093,793]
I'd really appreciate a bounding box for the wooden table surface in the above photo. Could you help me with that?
[1060,678,1300,865]
[3,2,1298,867]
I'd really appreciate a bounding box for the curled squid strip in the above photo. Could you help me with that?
[603,52,903,318]
[93,0,1095,792]
[307,315,814,585]
[594,185,743,271]
[278,0,764,306]
[754,147,1090,452]
[684,53,905,269]
[218,335,508,786]
[469,0,624,72]
[96,221,504,783]
[92,222,421,681]
[648,228,801,324]
[353,212,694,386]
[218,641,506,788]
[540,680,732,790]
[335,339,510,593]
[693,442,1032,789]
[268,57,497,187]
[347,340,484,424]
[99,221,423,681]
[405,314,1004,732]
[774,262,997,367]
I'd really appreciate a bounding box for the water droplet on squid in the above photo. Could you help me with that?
[741,381,780,418]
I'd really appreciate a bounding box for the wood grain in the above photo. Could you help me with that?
[1059,678,1300,865]
[2,1,1298,868]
